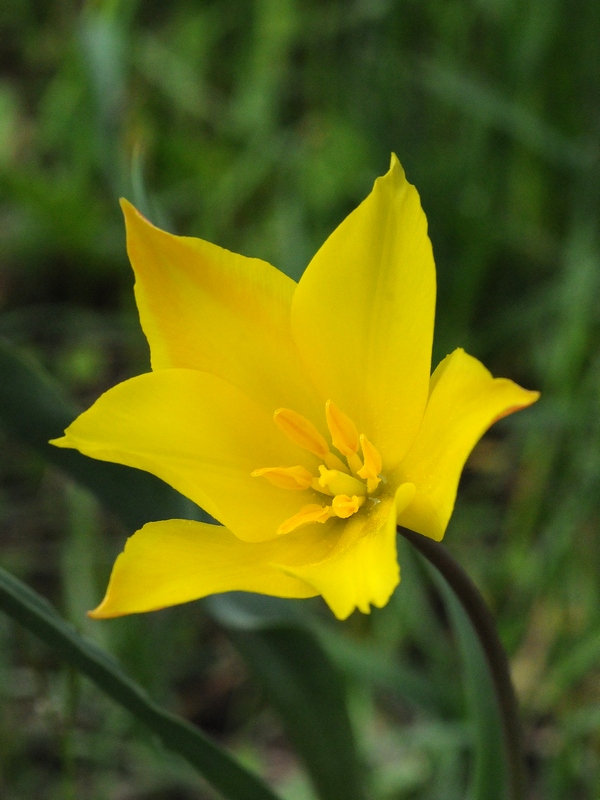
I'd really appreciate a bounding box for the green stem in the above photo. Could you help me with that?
[398,526,526,800]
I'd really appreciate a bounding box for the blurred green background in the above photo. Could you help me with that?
[0,0,599,798]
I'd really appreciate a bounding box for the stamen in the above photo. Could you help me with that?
[277,503,333,535]
[357,434,382,493]
[274,407,349,472]
[318,466,368,497]
[325,400,359,455]
[325,400,363,474]
[332,494,366,519]
[323,451,351,473]
[251,466,313,491]
[257,404,385,536]
[274,408,329,458]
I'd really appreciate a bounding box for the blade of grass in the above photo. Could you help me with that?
[0,565,281,800]
[208,593,366,800]
[430,567,508,800]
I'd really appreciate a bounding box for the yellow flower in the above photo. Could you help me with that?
[50,155,539,621]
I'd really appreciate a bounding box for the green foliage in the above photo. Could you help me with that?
[0,563,280,800]
[208,594,367,800]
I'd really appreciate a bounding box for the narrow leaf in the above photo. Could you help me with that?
[310,619,459,719]
[208,594,366,800]
[428,566,508,800]
[0,565,281,800]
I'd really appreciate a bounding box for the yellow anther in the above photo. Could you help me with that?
[358,433,382,475]
[332,494,365,519]
[366,477,380,493]
[251,466,313,491]
[318,466,368,497]
[325,400,363,474]
[274,408,329,458]
[325,400,359,456]
[262,405,384,536]
[357,434,382,493]
[346,452,364,476]
[277,503,333,535]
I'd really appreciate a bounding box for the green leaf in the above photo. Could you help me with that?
[427,567,508,800]
[0,565,281,800]
[309,618,459,719]
[207,594,367,800]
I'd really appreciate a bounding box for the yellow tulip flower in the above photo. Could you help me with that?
[51,155,538,620]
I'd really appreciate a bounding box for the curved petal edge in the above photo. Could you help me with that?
[50,369,318,543]
[279,482,416,620]
[121,199,320,419]
[89,519,318,619]
[291,154,436,469]
[396,348,540,542]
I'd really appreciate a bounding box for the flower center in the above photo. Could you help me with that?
[252,400,383,535]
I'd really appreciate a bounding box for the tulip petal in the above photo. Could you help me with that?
[278,483,416,620]
[51,369,321,542]
[87,478,421,621]
[89,519,318,619]
[122,200,320,419]
[291,154,436,470]
[396,349,540,541]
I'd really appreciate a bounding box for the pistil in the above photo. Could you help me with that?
[317,466,367,497]
[325,400,364,474]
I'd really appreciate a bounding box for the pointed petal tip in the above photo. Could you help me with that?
[120,197,155,229]
[491,388,540,424]
[292,150,435,468]
[521,388,541,407]
[380,152,405,187]
[396,349,541,543]
[48,435,69,448]
[87,602,112,620]
[366,153,407,202]
[87,593,166,619]
[119,196,137,219]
